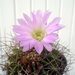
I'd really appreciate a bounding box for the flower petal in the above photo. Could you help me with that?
[23,46,30,52]
[23,13,32,25]
[36,10,42,17]
[17,18,28,26]
[30,39,37,49]
[20,40,30,47]
[31,12,38,28]
[20,39,37,48]
[13,25,25,34]
[47,24,65,34]
[42,33,58,43]
[14,35,24,41]
[49,17,61,26]
[36,10,43,25]
[13,25,32,34]
[34,42,43,54]
[43,43,52,51]
[46,17,61,29]
[43,10,49,15]
[14,33,31,41]
[43,11,51,24]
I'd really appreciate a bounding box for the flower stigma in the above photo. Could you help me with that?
[32,29,46,41]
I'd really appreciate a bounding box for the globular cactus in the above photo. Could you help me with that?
[5,45,67,75]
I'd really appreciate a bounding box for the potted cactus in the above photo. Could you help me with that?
[2,10,73,75]
[5,43,67,75]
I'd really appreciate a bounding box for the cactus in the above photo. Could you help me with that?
[5,44,67,75]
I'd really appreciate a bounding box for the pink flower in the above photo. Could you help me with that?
[13,10,64,54]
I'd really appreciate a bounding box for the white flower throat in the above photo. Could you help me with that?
[32,29,46,41]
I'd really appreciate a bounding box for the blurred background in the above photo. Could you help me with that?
[0,0,75,75]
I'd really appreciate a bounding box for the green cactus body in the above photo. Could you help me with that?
[5,46,67,75]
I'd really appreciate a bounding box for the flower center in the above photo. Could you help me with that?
[32,29,46,41]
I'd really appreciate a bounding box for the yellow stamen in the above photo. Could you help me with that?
[32,29,46,41]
